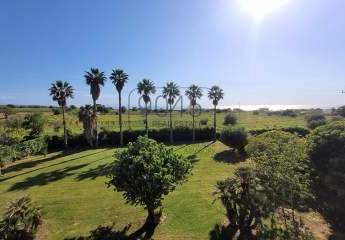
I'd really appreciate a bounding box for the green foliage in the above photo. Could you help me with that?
[23,113,45,138]
[249,126,310,137]
[15,137,48,159]
[4,115,25,129]
[336,105,345,117]
[305,113,327,129]
[0,127,27,145]
[219,126,248,153]
[223,113,237,125]
[51,108,61,115]
[0,145,17,175]
[200,118,208,125]
[215,167,272,239]
[107,136,193,210]
[0,196,41,240]
[246,130,311,210]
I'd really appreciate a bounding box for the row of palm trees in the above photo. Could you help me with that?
[49,68,224,148]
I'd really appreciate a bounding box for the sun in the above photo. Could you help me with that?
[237,0,290,22]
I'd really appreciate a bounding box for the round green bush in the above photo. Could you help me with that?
[219,126,248,153]
[223,113,237,125]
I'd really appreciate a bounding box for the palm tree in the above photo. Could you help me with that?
[162,82,180,144]
[110,69,128,146]
[137,79,156,136]
[185,85,203,142]
[49,80,74,149]
[78,105,95,147]
[208,86,224,140]
[84,68,106,147]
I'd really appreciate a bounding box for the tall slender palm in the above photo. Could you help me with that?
[208,86,224,140]
[137,79,156,136]
[84,68,106,147]
[49,80,74,149]
[110,69,128,146]
[185,85,203,142]
[162,82,180,144]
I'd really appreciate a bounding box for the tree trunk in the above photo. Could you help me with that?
[128,207,159,240]
[119,92,123,146]
[214,105,217,141]
[192,105,195,142]
[145,103,148,137]
[93,99,98,147]
[62,106,68,149]
[169,105,173,144]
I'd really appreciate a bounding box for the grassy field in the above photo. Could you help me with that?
[0,141,252,239]
[1,108,308,136]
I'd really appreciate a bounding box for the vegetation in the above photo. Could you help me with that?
[78,105,95,147]
[223,112,237,125]
[137,79,156,136]
[107,137,193,239]
[23,113,45,139]
[162,82,180,144]
[185,85,203,142]
[305,113,327,129]
[49,81,74,149]
[219,126,248,154]
[84,68,107,147]
[110,69,128,146]
[208,86,224,140]
[0,196,41,240]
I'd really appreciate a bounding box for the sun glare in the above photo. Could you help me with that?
[237,0,290,22]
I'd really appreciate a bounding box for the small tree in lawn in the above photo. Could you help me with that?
[208,86,224,140]
[49,81,74,149]
[107,136,192,240]
[137,79,156,136]
[110,69,128,146]
[162,81,180,144]
[185,85,203,142]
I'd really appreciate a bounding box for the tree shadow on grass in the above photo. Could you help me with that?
[1,149,109,183]
[213,150,245,164]
[7,163,89,192]
[76,163,112,181]
[209,224,237,240]
[64,224,131,240]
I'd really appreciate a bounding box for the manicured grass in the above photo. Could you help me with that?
[0,141,247,239]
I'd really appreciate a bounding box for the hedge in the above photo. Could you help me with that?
[248,126,310,137]
[47,127,215,149]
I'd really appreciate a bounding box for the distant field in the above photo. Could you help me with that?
[0,108,308,135]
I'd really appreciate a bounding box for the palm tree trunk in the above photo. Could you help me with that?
[93,99,98,147]
[192,105,195,142]
[169,105,173,144]
[62,106,68,149]
[214,105,217,140]
[145,103,148,137]
[119,92,123,146]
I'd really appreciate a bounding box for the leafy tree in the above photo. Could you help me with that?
[107,137,192,239]
[162,82,180,144]
[215,167,272,239]
[305,113,327,129]
[0,127,26,146]
[223,113,237,125]
[78,105,95,147]
[84,68,107,147]
[137,79,156,136]
[110,69,128,146]
[219,126,248,154]
[185,85,203,142]
[0,196,41,240]
[49,80,74,149]
[246,131,311,226]
[23,113,45,138]
[208,86,224,140]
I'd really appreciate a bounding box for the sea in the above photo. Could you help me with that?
[218,105,339,111]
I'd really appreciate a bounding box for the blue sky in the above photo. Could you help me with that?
[0,0,344,108]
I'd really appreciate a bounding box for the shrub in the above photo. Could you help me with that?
[219,126,248,154]
[252,110,259,115]
[305,113,327,129]
[51,108,61,115]
[15,137,48,159]
[0,145,16,175]
[223,113,237,125]
[0,127,27,146]
[249,127,310,137]
[281,109,298,117]
[336,105,345,117]
[199,118,208,125]
[0,196,41,240]
[5,115,25,129]
[107,137,192,239]
[23,113,45,138]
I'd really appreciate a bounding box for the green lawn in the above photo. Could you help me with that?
[0,141,248,240]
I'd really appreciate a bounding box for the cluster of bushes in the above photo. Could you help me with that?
[47,127,215,149]
[249,126,310,137]
[267,109,298,117]
[223,113,237,125]
[305,113,327,129]
[0,196,41,240]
